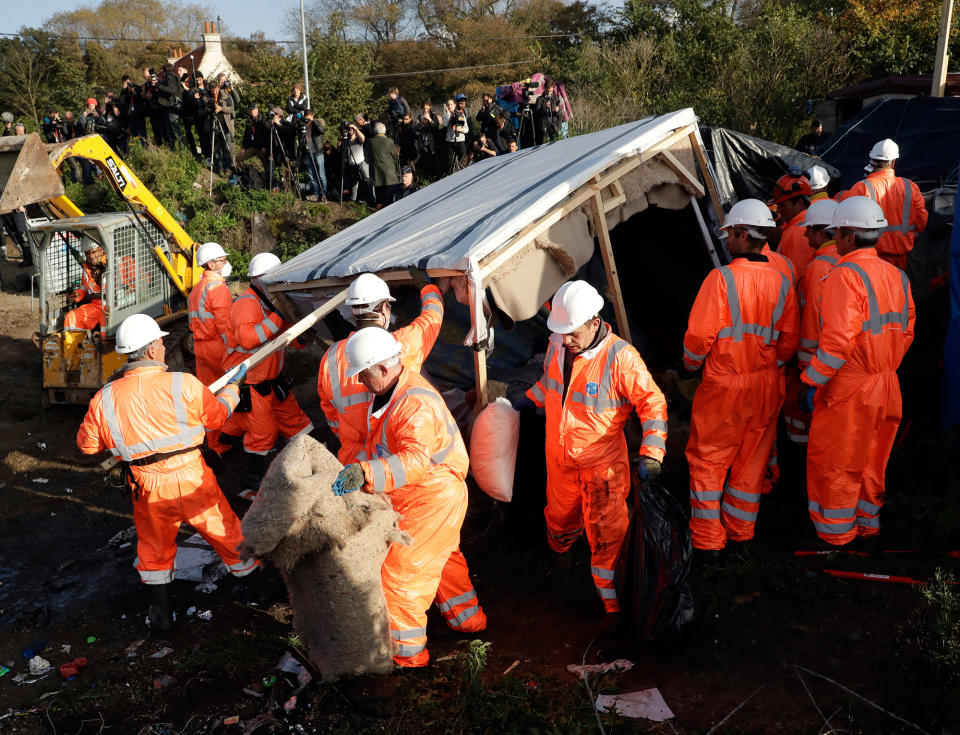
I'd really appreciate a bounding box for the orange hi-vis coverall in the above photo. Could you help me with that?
[76,361,259,583]
[357,368,486,667]
[802,247,915,545]
[318,284,443,465]
[526,326,667,612]
[189,270,233,384]
[762,244,797,288]
[683,256,799,550]
[224,288,313,456]
[777,211,814,282]
[784,241,840,444]
[63,262,105,331]
[843,169,928,270]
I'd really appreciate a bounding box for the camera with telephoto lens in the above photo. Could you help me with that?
[521,79,541,106]
[340,120,354,139]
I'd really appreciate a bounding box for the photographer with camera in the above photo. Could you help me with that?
[338,119,374,204]
[141,68,164,146]
[178,69,202,160]
[267,106,295,190]
[476,93,502,140]
[414,100,440,178]
[386,86,411,143]
[396,112,419,169]
[443,94,473,174]
[80,97,104,136]
[155,64,185,150]
[206,80,236,176]
[287,84,308,119]
[301,109,328,202]
[386,164,418,204]
[534,79,562,144]
[236,102,270,174]
[471,132,498,162]
[189,73,212,161]
[119,75,146,144]
[42,110,64,143]
[217,73,241,111]
[95,100,128,154]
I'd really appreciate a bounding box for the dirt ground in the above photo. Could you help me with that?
[0,257,957,735]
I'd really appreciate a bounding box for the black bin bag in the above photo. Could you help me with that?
[619,479,694,643]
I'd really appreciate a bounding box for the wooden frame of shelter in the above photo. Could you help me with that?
[265,119,725,412]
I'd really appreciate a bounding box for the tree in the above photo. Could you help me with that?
[0,30,87,126]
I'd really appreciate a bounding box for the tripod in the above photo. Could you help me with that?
[268,123,301,199]
[338,133,374,205]
[298,122,326,201]
[208,115,236,194]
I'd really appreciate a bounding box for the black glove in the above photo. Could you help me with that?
[332,463,365,496]
[637,457,661,482]
[408,266,434,290]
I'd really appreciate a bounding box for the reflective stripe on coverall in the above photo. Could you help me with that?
[784,242,839,443]
[225,289,313,455]
[358,368,485,667]
[683,259,799,550]
[64,263,104,331]
[843,170,928,270]
[776,211,813,281]
[802,248,914,545]
[76,361,258,583]
[318,284,443,465]
[526,326,667,612]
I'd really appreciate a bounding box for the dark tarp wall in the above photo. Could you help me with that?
[816,96,960,192]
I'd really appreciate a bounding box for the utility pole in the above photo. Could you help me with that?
[932,0,955,97]
[300,0,311,106]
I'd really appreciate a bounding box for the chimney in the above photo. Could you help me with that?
[204,21,210,33]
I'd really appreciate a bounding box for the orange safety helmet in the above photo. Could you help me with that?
[769,173,813,205]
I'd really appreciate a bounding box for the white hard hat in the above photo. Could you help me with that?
[79,239,102,254]
[344,327,402,377]
[720,199,776,230]
[806,165,830,190]
[248,252,281,278]
[547,280,605,335]
[345,273,395,306]
[831,196,888,230]
[196,242,227,266]
[115,313,169,354]
[803,198,839,228]
[869,139,899,162]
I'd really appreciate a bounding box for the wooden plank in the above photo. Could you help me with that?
[469,290,489,412]
[656,149,705,198]
[688,128,725,220]
[478,123,697,280]
[604,180,626,213]
[266,268,462,294]
[588,192,631,345]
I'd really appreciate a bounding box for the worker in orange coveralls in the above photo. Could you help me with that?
[771,170,813,280]
[524,280,667,640]
[801,196,914,547]
[63,241,106,332]
[330,327,486,668]
[224,252,313,487]
[839,139,927,271]
[188,241,245,453]
[683,199,799,554]
[77,314,257,631]
[318,268,445,465]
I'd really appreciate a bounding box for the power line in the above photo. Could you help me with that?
[0,30,579,46]
[363,59,535,80]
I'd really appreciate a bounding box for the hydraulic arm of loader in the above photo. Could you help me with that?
[0,133,202,295]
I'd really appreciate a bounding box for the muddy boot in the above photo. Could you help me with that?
[148,583,173,633]
[241,452,266,492]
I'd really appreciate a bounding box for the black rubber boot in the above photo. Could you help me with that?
[242,452,266,491]
[148,583,173,633]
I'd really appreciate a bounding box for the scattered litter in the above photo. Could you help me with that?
[194,582,218,594]
[59,657,89,680]
[284,695,297,712]
[49,512,56,517]
[434,653,459,662]
[153,674,176,689]
[186,606,196,617]
[38,691,60,700]
[243,687,264,698]
[121,614,126,620]
[60,644,71,654]
[276,652,312,689]
[125,639,145,654]
[118,542,132,550]
[566,658,634,680]
[32,478,48,484]
[222,715,240,725]
[28,656,51,675]
[22,641,46,659]
[0,664,9,677]
[36,442,47,451]
[104,526,137,549]
[13,670,51,686]
[197,610,213,621]
[85,636,97,644]
[262,675,276,688]
[65,487,73,494]
[502,660,520,676]
[238,489,257,501]
[595,688,674,722]
[150,647,174,659]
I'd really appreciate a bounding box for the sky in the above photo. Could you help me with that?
[6,1,296,42]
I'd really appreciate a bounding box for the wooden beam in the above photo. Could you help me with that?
[266,267,462,294]
[603,180,626,213]
[478,123,697,281]
[469,290,489,413]
[588,192,631,345]
[688,128,725,220]
[656,149,705,198]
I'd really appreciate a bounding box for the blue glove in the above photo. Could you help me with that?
[332,464,365,496]
[637,457,662,482]
[800,385,817,413]
[226,363,247,387]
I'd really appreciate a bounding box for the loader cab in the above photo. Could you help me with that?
[29,213,181,405]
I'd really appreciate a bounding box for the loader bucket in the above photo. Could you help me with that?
[0,133,64,215]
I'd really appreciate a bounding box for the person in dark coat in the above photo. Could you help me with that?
[369,122,399,205]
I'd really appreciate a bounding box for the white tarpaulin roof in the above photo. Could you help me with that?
[261,108,698,288]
